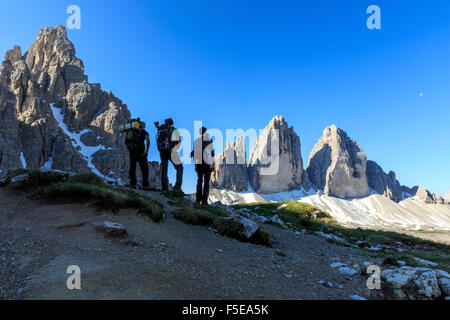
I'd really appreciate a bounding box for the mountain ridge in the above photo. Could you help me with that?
[0,26,131,180]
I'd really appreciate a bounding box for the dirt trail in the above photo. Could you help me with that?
[0,188,381,300]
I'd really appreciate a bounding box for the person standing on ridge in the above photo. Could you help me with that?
[156,118,184,195]
[126,120,154,191]
[191,127,215,205]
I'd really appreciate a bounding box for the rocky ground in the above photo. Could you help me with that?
[0,187,384,300]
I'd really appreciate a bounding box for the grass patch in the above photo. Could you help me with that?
[324,225,450,272]
[173,201,272,247]
[40,181,164,222]
[2,170,164,222]
[67,172,105,185]
[173,204,224,226]
[330,225,450,251]
[5,169,68,190]
[233,200,450,270]
[233,201,334,232]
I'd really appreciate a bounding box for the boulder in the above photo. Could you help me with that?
[10,174,29,183]
[229,215,259,239]
[439,277,450,296]
[414,257,438,268]
[381,267,442,300]
[306,125,369,198]
[247,116,303,194]
[98,221,127,237]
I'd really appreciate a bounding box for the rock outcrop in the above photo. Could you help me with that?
[444,191,450,202]
[0,46,22,169]
[306,125,369,198]
[377,266,449,300]
[211,137,248,192]
[148,161,162,190]
[301,170,313,192]
[366,160,408,202]
[414,186,446,204]
[247,116,303,194]
[0,26,133,180]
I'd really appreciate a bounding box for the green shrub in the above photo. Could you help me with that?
[172,200,229,226]
[8,170,68,190]
[40,182,164,222]
[233,201,333,233]
[173,207,216,226]
[68,173,105,185]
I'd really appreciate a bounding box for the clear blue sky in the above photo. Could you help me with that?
[1,0,449,195]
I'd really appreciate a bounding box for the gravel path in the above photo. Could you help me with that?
[0,188,382,300]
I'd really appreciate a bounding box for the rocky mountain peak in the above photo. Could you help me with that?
[366,160,406,202]
[24,25,79,70]
[4,46,22,64]
[306,125,369,198]
[211,116,305,194]
[247,115,303,194]
[211,136,248,192]
[0,26,131,180]
[269,115,286,125]
[444,191,450,202]
[414,186,446,204]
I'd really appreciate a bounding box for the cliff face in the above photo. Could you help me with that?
[211,137,249,192]
[366,160,412,202]
[0,26,131,180]
[247,116,303,194]
[306,125,370,198]
[207,119,441,204]
[210,116,304,194]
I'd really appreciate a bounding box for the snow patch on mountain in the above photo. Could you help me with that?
[402,192,413,201]
[209,189,450,231]
[261,187,315,202]
[43,143,55,169]
[209,189,268,206]
[20,153,27,169]
[50,104,111,177]
[300,194,450,231]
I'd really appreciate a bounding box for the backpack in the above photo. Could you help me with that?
[119,118,144,150]
[156,123,172,152]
